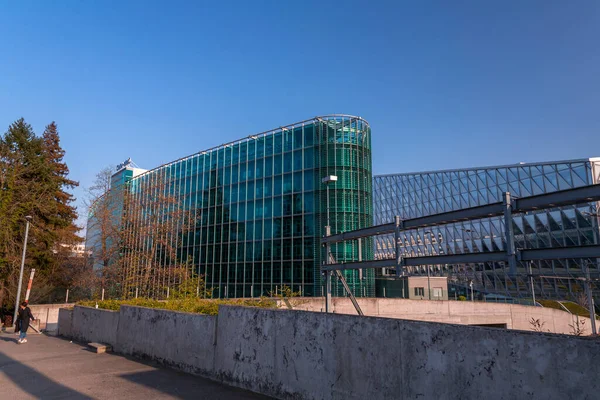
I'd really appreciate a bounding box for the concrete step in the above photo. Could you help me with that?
[88,342,112,354]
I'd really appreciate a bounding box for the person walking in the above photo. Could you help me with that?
[17,301,34,344]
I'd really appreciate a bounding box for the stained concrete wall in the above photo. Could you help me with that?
[57,308,73,338]
[70,306,119,346]
[215,306,600,400]
[29,303,75,335]
[115,306,216,375]
[289,297,597,335]
[60,304,600,400]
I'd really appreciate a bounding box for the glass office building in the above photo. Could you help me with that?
[373,158,600,300]
[114,115,374,298]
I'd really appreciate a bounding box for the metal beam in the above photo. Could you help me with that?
[334,270,364,316]
[322,183,600,245]
[514,184,600,212]
[519,245,600,261]
[323,245,600,272]
[402,202,504,230]
[322,223,395,244]
[402,252,508,266]
[322,258,396,272]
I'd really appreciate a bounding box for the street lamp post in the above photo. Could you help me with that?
[322,175,337,313]
[13,216,32,325]
[469,280,474,302]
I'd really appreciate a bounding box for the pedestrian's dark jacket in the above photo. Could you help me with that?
[18,307,34,332]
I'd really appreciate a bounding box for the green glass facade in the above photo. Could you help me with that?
[122,115,373,298]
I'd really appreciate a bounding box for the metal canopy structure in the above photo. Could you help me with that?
[322,245,600,272]
[321,183,600,314]
[322,183,600,245]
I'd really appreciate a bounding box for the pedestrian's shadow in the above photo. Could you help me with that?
[0,335,18,343]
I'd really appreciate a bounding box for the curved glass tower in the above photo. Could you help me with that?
[118,115,373,298]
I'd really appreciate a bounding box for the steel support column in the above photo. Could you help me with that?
[325,225,332,313]
[395,216,403,277]
[503,192,517,276]
[585,262,597,335]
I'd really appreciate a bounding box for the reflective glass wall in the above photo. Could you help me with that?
[373,159,600,300]
[121,115,373,298]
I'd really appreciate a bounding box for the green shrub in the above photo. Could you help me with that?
[458,295,467,301]
[77,297,277,316]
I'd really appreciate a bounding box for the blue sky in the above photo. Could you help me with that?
[1,1,599,225]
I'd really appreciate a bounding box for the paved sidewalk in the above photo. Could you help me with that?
[0,331,270,399]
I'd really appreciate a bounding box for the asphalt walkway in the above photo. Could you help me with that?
[0,330,270,399]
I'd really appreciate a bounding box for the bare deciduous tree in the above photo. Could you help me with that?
[119,173,198,299]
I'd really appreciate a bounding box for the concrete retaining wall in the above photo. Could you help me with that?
[29,303,75,335]
[60,304,600,400]
[70,306,119,346]
[115,306,216,375]
[289,297,598,335]
[217,306,600,400]
[57,308,73,338]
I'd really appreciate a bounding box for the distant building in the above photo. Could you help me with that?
[85,159,146,270]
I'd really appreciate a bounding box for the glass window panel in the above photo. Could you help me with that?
[284,153,292,173]
[255,158,264,179]
[283,173,293,194]
[273,196,282,217]
[246,201,254,220]
[246,222,254,240]
[265,135,274,156]
[293,150,303,171]
[304,217,315,235]
[284,130,293,152]
[274,132,282,153]
[293,172,302,193]
[239,142,247,163]
[264,177,272,197]
[263,197,272,218]
[247,181,255,200]
[247,161,255,180]
[255,220,263,240]
[232,165,239,184]
[231,184,238,202]
[304,173,314,191]
[293,127,303,149]
[304,194,314,213]
[255,179,263,198]
[292,194,303,214]
[247,140,256,159]
[224,167,231,185]
[273,217,282,237]
[274,154,283,175]
[274,175,282,196]
[303,148,314,169]
[239,184,247,201]
[283,194,293,216]
[264,219,272,239]
[304,125,314,147]
[283,217,292,237]
[265,156,273,176]
[239,203,246,220]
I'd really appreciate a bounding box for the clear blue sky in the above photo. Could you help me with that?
[1,1,599,225]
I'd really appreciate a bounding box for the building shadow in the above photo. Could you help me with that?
[0,349,92,399]
[118,368,270,400]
